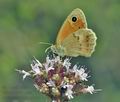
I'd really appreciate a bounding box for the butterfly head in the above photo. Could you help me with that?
[51,45,65,57]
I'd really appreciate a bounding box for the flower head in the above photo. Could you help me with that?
[17,54,100,102]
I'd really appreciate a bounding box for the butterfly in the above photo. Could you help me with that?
[43,8,97,57]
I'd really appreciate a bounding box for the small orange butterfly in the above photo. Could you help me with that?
[42,8,97,57]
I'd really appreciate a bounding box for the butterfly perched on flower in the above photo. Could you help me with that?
[42,8,97,57]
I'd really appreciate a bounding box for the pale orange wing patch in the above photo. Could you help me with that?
[56,8,87,45]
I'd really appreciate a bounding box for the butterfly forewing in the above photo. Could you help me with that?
[56,8,87,45]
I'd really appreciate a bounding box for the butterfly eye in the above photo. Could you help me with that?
[72,16,77,22]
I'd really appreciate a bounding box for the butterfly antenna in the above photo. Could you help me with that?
[38,42,53,53]
[38,42,52,46]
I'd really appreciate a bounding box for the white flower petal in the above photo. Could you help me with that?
[54,56,61,63]
[74,67,88,81]
[79,68,85,74]
[73,65,78,71]
[46,55,51,64]
[63,58,71,72]
[80,73,88,81]
[64,84,74,99]
[31,62,41,75]
[86,86,95,94]
[21,70,30,80]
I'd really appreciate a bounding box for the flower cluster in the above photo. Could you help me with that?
[17,55,100,102]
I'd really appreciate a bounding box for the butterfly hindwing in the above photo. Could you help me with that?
[61,28,97,57]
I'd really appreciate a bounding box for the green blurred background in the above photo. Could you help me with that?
[0,0,120,102]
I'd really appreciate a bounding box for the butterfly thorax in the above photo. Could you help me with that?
[51,44,66,57]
